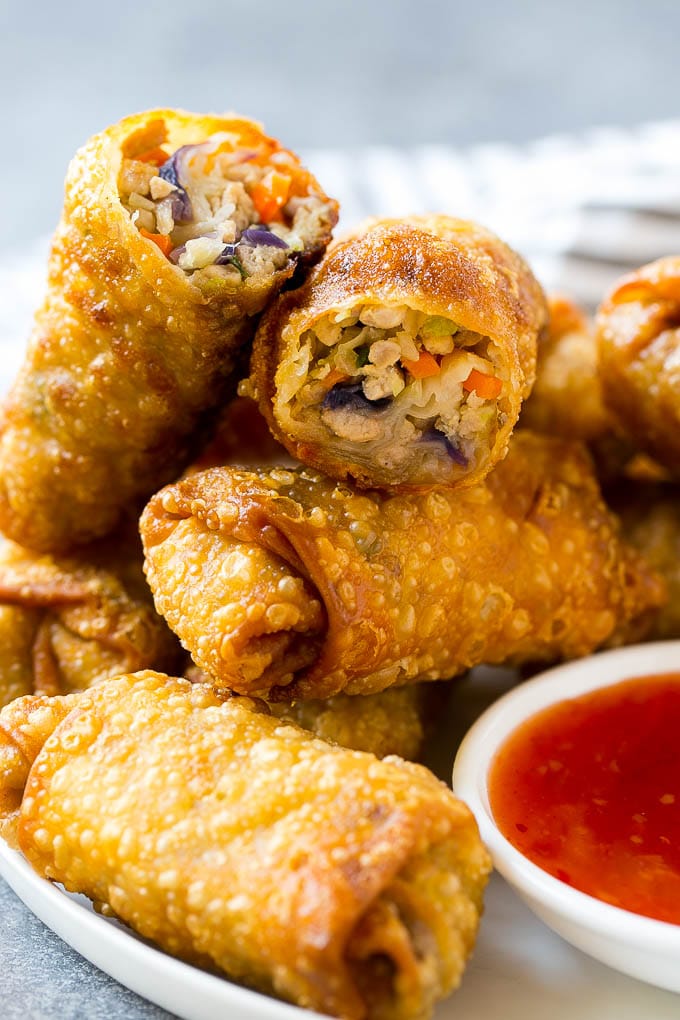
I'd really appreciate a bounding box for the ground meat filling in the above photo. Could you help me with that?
[119,134,330,284]
[286,305,506,475]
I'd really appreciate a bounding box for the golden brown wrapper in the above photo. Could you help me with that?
[521,295,636,480]
[0,671,490,1020]
[597,257,680,474]
[250,216,547,491]
[269,685,444,762]
[0,531,180,706]
[184,395,291,475]
[522,296,613,442]
[186,662,441,761]
[0,109,337,554]
[141,432,663,701]
[609,482,680,640]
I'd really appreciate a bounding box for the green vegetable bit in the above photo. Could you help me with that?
[420,316,458,338]
[355,345,371,368]
[227,255,247,280]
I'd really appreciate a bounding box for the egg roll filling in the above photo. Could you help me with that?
[280,305,506,482]
[119,135,334,283]
[345,849,477,1020]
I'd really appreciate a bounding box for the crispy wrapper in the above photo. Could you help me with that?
[597,257,680,473]
[141,432,663,701]
[522,296,614,442]
[0,672,490,1019]
[0,532,180,706]
[185,395,291,475]
[0,109,337,553]
[186,662,442,761]
[250,216,547,491]
[609,482,680,640]
[521,295,635,479]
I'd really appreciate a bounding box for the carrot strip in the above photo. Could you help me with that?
[321,368,350,390]
[251,171,292,223]
[402,351,441,379]
[139,229,173,257]
[463,369,502,399]
[136,147,169,166]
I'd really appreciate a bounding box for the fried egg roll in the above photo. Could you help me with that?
[186,662,441,761]
[0,109,338,553]
[521,295,636,479]
[141,433,663,701]
[0,533,180,706]
[609,482,680,640]
[522,296,614,442]
[185,395,291,475]
[597,257,680,474]
[0,672,490,1020]
[249,216,547,491]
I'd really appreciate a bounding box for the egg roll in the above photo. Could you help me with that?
[186,661,441,761]
[249,216,547,491]
[609,482,680,640]
[0,671,490,1020]
[0,532,180,706]
[597,256,680,474]
[521,295,637,480]
[185,395,291,475]
[141,432,663,701]
[0,108,338,553]
[522,296,613,442]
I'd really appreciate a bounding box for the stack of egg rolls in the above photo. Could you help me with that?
[3,104,677,1020]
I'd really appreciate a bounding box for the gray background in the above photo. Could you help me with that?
[0,1,679,1016]
[2,0,680,251]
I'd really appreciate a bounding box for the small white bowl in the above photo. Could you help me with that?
[453,640,680,994]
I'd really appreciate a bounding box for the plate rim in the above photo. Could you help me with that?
[0,840,325,1020]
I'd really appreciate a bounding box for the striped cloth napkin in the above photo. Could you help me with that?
[2,119,680,388]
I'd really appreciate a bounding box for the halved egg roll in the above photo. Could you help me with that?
[0,672,490,1020]
[249,216,547,491]
[0,532,180,706]
[0,108,338,553]
[597,257,680,474]
[141,432,663,701]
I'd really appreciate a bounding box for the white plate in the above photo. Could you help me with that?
[1,669,679,1020]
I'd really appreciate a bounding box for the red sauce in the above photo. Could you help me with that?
[489,673,680,924]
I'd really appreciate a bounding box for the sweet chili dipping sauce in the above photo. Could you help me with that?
[489,673,680,924]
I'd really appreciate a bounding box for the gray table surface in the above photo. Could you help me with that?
[1,0,680,1016]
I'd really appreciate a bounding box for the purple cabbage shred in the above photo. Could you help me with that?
[239,227,289,249]
[159,147,194,223]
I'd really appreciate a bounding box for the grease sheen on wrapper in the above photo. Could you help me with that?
[141,433,663,701]
[0,672,490,1020]
[0,532,180,706]
[0,109,337,553]
[250,216,547,491]
[597,255,680,474]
